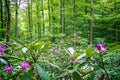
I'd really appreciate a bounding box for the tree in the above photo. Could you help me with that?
[90,0,93,45]
[28,0,32,39]
[41,0,45,35]
[5,0,11,42]
[60,0,64,34]
[48,0,51,33]
[15,0,18,38]
[0,0,4,40]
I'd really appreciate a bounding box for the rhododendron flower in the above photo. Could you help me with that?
[70,58,76,63]
[118,58,120,61]
[51,46,56,52]
[93,78,97,80]
[87,63,91,67]
[0,44,5,56]
[91,57,95,61]
[102,73,107,79]
[4,65,13,72]
[96,43,105,52]
[73,32,76,36]
[20,61,30,69]
[60,40,64,44]
[77,36,81,39]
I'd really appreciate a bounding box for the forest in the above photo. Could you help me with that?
[0,0,120,80]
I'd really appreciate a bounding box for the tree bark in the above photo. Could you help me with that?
[60,0,64,34]
[41,0,45,35]
[48,0,51,33]
[90,0,93,45]
[36,5,41,38]
[0,0,4,39]
[28,0,32,39]
[73,0,76,32]
[15,0,18,38]
[73,0,76,48]
[5,0,11,42]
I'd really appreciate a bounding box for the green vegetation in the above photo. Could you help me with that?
[0,0,120,80]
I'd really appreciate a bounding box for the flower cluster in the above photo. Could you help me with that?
[70,58,76,63]
[0,44,5,56]
[20,61,30,69]
[4,66,13,72]
[51,46,56,52]
[73,32,81,39]
[4,61,30,73]
[96,43,105,52]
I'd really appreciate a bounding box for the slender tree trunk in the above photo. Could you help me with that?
[28,0,32,39]
[85,0,89,40]
[60,0,64,34]
[41,0,45,35]
[36,5,41,38]
[15,0,18,38]
[90,0,93,45]
[73,0,76,32]
[48,0,51,33]
[51,0,54,33]
[0,0,4,39]
[73,0,76,48]
[115,0,118,42]
[5,0,11,42]
[30,0,33,38]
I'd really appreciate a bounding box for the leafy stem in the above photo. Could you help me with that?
[100,54,110,80]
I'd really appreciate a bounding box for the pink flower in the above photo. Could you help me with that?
[73,32,76,36]
[4,65,13,72]
[77,36,81,39]
[96,43,105,52]
[102,73,107,79]
[70,58,76,63]
[51,46,56,52]
[60,40,64,44]
[20,61,30,69]
[0,44,5,56]
[87,63,91,67]
[91,57,95,61]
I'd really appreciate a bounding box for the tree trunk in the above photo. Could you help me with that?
[41,0,45,35]
[36,5,41,38]
[0,0,4,40]
[5,0,11,42]
[73,0,76,48]
[48,0,51,33]
[15,0,18,38]
[73,0,76,32]
[90,0,93,45]
[28,0,32,39]
[115,0,118,42]
[60,0,64,34]
[85,0,89,40]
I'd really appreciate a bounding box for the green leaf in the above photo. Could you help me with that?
[70,62,87,73]
[11,43,17,50]
[107,44,120,52]
[8,34,29,50]
[29,42,43,50]
[0,57,8,65]
[20,69,33,80]
[88,72,96,80]
[35,63,50,80]
[41,41,50,52]
[86,47,93,58]
[73,71,82,80]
